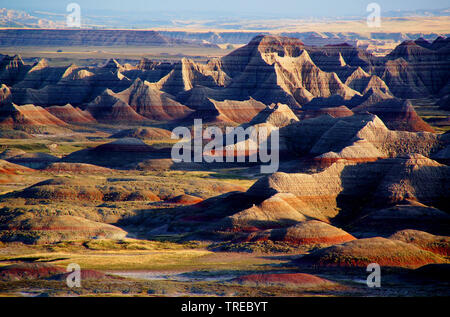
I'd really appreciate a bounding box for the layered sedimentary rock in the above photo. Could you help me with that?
[5,151,59,169]
[0,29,216,47]
[114,78,193,121]
[300,105,354,119]
[348,201,450,237]
[166,194,204,205]
[153,58,230,97]
[1,35,447,130]
[203,98,267,124]
[298,237,447,268]
[390,230,450,256]
[0,102,71,134]
[62,138,170,168]
[13,60,132,107]
[0,262,110,282]
[379,38,450,98]
[280,113,442,166]
[0,55,30,86]
[110,127,173,140]
[0,159,34,183]
[86,89,147,123]
[231,273,334,288]
[345,67,391,95]
[0,215,127,244]
[214,154,449,234]
[249,103,299,128]
[353,98,435,132]
[0,263,66,281]
[220,36,361,108]
[46,104,96,124]
[0,159,33,174]
[44,162,112,175]
[13,58,67,90]
[239,220,356,248]
[16,177,160,203]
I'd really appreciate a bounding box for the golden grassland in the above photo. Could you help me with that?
[0,239,289,272]
[151,17,450,35]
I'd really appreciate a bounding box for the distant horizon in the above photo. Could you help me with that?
[2,0,450,20]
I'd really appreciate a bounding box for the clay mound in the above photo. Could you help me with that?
[13,58,67,90]
[114,78,193,121]
[16,177,161,203]
[62,137,169,168]
[353,99,434,133]
[19,178,104,201]
[242,220,356,247]
[46,104,96,124]
[371,154,449,207]
[0,148,26,160]
[44,162,112,174]
[245,164,348,221]
[221,35,305,78]
[16,60,132,107]
[0,54,30,86]
[86,89,147,123]
[285,109,441,160]
[102,59,126,73]
[166,194,204,205]
[220,35,360,108]
[386,40,437,62]
[0,262,109,281]
[95,138,153,152]
[0,159,34,183]
[390,230,450,256]
[432,144,450,165]
[381,40,449,98]
[0,159,34,175]
[302,105,354,119]
[110,127,172,140]
[0,103,71,134]
[135,158,203,172]
[0,215,127,244]
[315,139,384,165]
[249,103,299,128]
[4,104,66,126]
[239,154,449,231]
[221,192,330,232]
[207,98,267,124]
[349,201,450,237]
[0,128,32,139]
[0,263,65,281]
[298,237,446,268]
[51,269,108,281]
[153,58,230,96]
[231,273,333,288]
[125,190,161,202]
[280,112,392,159]
[6,152,59,169]
[345,67,390,95]
[411,264,450,281]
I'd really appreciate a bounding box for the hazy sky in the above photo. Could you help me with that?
[2,0,449,18]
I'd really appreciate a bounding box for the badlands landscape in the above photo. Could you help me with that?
[0,32,449,297]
